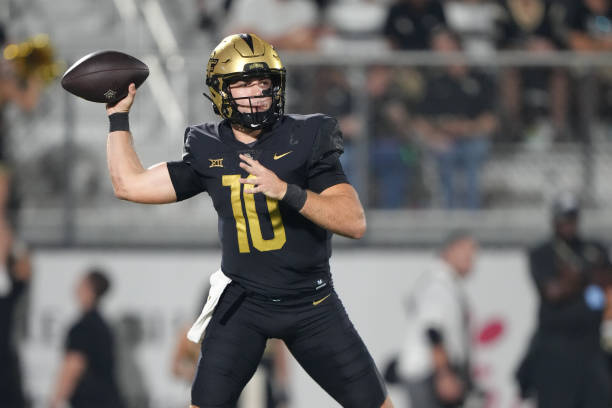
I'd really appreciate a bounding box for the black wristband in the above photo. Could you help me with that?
[109,112,130,132]
[281,184,307,211]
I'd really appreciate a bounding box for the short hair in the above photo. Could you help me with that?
[440,229,473,252]
[86,268,111,301]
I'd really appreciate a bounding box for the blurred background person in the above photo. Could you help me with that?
[563,0,612,52]
[0,23,45,276]
[367,65,424,208]
[193,0,234,31]
[115,314,149,408]
[562,0,612,130]
[413,30,497,209]
[0,22,44,114]
[172,282,211,384]
[50,269,124,408]
[383,0,447,51]
[398,231,478,408]
[516,192,611,408]
[496,0,569,144]
[0,241,32,408]
[223,0,322,50]
[443,0,503,56]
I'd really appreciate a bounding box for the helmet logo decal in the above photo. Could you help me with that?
[239,33,255,53]
[206,58,218,80]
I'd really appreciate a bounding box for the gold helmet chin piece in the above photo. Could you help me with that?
[205,33,286,129]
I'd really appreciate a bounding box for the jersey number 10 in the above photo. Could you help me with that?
[222,174,287,253]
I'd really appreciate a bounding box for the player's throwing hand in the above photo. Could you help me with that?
[106,83,136,115]
[238,154,287,200]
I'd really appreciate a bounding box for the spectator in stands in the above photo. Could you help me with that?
[194,0,233,31]
[413,30,497,209]
[368,65,423,208]
[0,24,43,113]
[443,0,503,56]
[563,0,612,51]
[321,0,389,54]
[516,192,611,408]
[0,23,43,271]
[496,0,569,143]
[398,231,478,408]
[383,0,447,50]
[223,0,322,50]
[50,269,124,408]
[305,67,362,190]
[562,0,612,125]
[0,241,31,408]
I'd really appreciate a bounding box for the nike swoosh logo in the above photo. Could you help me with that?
[312,294,331,306]
[273,151,292,160]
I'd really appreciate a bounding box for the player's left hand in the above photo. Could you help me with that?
[239,154,287,200]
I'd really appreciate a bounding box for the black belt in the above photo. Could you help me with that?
[218,282,332,324]
[240,282,331,303]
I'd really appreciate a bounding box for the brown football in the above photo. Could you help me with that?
[61,50,149,103]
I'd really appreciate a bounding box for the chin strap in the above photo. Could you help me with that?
[202,92,215,104]
[204,91,280,129]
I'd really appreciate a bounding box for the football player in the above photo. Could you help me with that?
[105,33,393,408]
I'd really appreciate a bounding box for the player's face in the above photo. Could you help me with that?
[76,278,95,310]
[447,238,477,277]
[556,215,578,240]
[229,77,273,113]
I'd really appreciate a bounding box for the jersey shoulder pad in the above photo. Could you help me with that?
[309,114,343,165]
[184,122,221,144]
[284,112,332,126]
[182,122,221,158]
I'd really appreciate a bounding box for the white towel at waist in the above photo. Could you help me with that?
[187,269,232,343]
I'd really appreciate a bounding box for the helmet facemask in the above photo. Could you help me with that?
[220,70,285,130]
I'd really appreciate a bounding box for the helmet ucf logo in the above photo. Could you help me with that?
[206,58,218,78]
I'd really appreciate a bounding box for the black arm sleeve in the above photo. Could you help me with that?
[167,127,206,201]
[306,116,349,193]
[66,324,88,354]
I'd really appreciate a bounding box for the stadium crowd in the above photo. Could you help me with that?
[193,0,612,209]
[2,0,612,213]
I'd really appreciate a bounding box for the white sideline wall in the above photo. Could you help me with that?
[21,249,536,408]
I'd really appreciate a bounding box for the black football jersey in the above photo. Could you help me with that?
[167,114,348,297]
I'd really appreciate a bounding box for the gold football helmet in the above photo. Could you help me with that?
[205,33,286,129]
